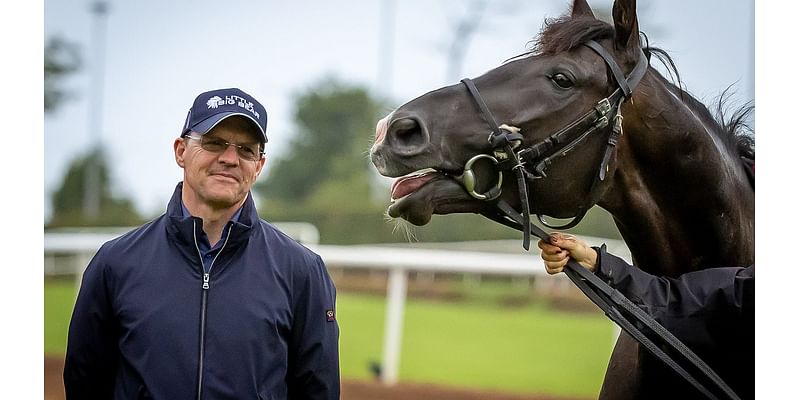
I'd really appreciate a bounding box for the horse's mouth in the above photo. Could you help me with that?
[387,168,485,225]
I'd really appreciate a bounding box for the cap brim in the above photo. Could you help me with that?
[189,112,268,143]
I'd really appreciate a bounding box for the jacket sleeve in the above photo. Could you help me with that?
[287,254,340,400]
[63,245,119,400]
[594,246,754,348]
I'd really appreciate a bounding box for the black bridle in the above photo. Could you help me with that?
[458,40,648,250]
[458,40,740,400]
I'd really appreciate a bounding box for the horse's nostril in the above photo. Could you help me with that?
[395,125,417,137]
[389,117,427,150]
[392,118,418,135]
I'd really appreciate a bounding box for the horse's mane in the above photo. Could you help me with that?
[526,15,755,162]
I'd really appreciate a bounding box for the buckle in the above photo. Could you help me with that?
[595,98,611,116]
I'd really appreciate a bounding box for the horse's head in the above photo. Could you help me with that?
[370,0,647,226]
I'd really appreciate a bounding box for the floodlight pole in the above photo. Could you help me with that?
[83,0,109,220]
[377,0,396,97]
[445,0,487,82]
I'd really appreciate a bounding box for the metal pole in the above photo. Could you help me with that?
[377,0,396,97]
[381,267,407,385]
[445,0,487,82]
[83,0,109,220]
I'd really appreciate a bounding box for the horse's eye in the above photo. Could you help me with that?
[551,73,574,89]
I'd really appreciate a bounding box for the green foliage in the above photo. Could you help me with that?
[259,201,522,244]
[48,147,144,227]
[45,36,81,113]
[257,78,385,203]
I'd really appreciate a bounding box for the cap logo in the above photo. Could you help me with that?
[206,96,224,109]
[206,95,261,119]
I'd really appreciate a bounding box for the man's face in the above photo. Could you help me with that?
[174,116,265,210]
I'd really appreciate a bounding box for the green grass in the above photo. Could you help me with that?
[337,293,612,397]
[46,281,613,397]
[44,279,78,355]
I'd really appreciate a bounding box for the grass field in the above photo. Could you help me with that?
[46,279,613,397]
[44,279,79,355]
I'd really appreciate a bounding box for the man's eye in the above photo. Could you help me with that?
[203,138,227,150]
[240,147,257,156]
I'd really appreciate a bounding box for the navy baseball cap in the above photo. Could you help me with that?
[181,88,268,143]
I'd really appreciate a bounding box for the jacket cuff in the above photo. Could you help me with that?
[592,244,613,282]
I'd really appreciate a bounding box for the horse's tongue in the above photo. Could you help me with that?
[391,173,437,200]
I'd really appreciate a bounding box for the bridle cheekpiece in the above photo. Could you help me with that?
[458,40,649,249]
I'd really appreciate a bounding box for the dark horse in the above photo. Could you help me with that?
[369,0,754,398]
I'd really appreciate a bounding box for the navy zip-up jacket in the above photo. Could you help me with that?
[595,247,754,399]
[64,183,340,400]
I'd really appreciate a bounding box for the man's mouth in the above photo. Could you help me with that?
[210,172,240,182]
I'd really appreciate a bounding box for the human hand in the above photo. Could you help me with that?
[537,233,598,274]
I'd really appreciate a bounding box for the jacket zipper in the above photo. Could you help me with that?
[192,221,234,400]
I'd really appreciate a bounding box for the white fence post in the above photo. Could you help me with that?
[74,251,94,296]
[381,267,408,385]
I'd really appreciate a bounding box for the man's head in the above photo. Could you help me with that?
[181,88,268,142]
[174,88,268,211]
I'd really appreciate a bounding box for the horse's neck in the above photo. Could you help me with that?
[599,80,755,276]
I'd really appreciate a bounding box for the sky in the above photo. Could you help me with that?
[44,0,755,220]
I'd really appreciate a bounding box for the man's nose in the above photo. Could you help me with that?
[218,144,240,163]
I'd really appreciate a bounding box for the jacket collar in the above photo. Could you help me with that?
[165,182,258,251]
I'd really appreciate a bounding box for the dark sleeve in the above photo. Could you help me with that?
[287,255,340,400]
[63,245,119,400]
[594,246,754,347]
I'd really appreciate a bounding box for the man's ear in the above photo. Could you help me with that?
[174,137,186,168]
[255,155,266,177]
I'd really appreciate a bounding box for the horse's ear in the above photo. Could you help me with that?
[612,0,640,50]
[571,0,595,18]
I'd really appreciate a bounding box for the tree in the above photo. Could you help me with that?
[48,148,143,227]
[256,78,388,207]
[44,36,81,113]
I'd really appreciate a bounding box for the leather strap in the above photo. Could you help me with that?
[463,77,535,249]
[462,78,504,137]
[562,252,741,400]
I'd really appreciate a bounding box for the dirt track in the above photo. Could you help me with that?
[46,356,588,400]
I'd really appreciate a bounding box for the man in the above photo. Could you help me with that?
[64,88,340,400]
[538,233,754,398]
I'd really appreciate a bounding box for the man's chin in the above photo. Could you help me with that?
[199,187,248,210]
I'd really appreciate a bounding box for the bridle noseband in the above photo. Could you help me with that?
[459,40,649,249]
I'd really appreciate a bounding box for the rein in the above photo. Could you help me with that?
[457,40,740,400]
